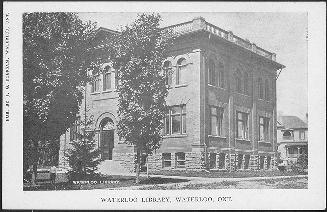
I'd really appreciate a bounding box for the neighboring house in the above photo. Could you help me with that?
[277,115,308,164]
[59,17,285,174]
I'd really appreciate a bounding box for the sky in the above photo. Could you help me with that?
[78,12,308,121]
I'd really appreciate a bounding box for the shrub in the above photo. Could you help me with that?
[67,131,102,181]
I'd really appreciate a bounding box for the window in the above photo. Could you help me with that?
[236,111,249,139]
[259,116,270,141]
[163,61,172,86]
[265,79,270,100]
[164,105,186,135]
[259,156,265,169]
[266,156,271,169]
[209,153,217,169]
[218,62,224,88]
[258,78,264,99]
[91,76,100,93]
[244,155,250,169]
[208,59,216,86]
[283,130,292,139]
[176,58,187,85]
[244,72,249,95]
[218,153,226,169]
[236,70,242,93]
[70,117,80,141]
[299,130,305,140]
[162,153,172,168]
[103,66,112,91]
[209,106,224,136]
[175,152,186,168]
[288,147,298,155]
[237,154,243,169]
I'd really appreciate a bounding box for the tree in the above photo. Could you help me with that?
[23,12,107,185]
[66,116,102,180]
[111,13,174,183]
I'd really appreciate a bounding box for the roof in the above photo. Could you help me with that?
[278,116,308,129]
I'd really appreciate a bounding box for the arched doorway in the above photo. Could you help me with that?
[99,118,115,160]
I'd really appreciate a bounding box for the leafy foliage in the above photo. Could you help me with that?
[23,12,106,142]
[109,13,174,182]
[112,13,174,153]
[67,130,102,180]
[23,13,109,182]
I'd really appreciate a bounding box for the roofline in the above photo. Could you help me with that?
[96,27,121,35]
[176,29,285,70]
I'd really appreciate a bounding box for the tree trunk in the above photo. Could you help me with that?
[135,148,141,184]
[31,140,38,186]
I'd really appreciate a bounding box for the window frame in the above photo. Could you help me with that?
[164,105,187,135]
[299,130,306,140]
[218,153,226,169]
[175,152,186,168]
[176,58,187,85]
[259,116,270,142]
[91,75,101,93]
[209,106,224,136]
[162,153,172,168]
[218,62,225,88]
[236,111,249,139]
[208,59,216,86]
[163,61,173,87]
[236,71,242,93]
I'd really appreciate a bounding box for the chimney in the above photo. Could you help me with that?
[305,113,308,124]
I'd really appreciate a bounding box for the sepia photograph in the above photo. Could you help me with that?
[2,1,326,210]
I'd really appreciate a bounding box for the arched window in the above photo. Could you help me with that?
[208,59,216,86]
[218,62,224,88]
[258,78,264,99]
[163,61,173,86]
[235,70,242,93]
[99,117,115,160]
[265,79,270,100]
[244,72,249,95]
[103,65,112,91]
[176,58,187,85]
[91,70,100,93]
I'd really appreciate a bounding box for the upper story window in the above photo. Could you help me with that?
[176,58,187,85]
[209,106,224,136]
[91,75,100,93]
[163,61,173,86]
[282,130,293,140]
[103,65,112,91]
[265,79,270,101]
[164,105,186,135]
[299,130,306,140]
[244,72,249,95]
[259,116,270,141]
[258,78,264,99]
[236,70,242,93]
[218,62,224,88]
[236,111,249,139]
[70,117,81,141]
[208,59,216,86]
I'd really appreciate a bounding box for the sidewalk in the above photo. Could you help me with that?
[106,174,308,190]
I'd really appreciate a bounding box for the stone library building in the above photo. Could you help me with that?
[59,17,285,174]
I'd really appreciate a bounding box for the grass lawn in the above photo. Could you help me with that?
[149,169,307,178]
[23,175,189,191]
[141,176,308,190]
